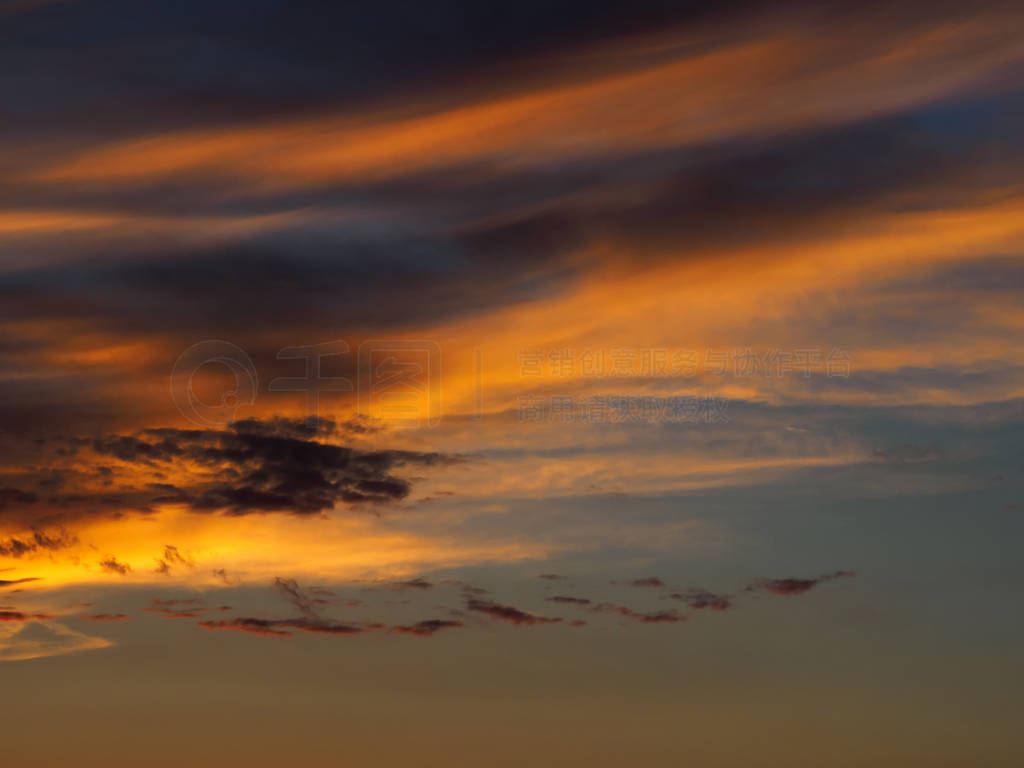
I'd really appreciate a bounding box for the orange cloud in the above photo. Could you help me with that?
[31,11,1024,190]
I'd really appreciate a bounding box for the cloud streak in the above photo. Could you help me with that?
[198,617,372,638]
[749,570,857,596]
[465,598,562,625]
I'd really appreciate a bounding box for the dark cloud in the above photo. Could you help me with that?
[0,223,580,349]
[273,577,319,618]
[382,578,433,592]
[212,568,240,585]
[670,589,732,611]
[273,618,373,635]
[98,556,131,575]
[0,488,38,510]
[0,89,1018,446]
[627,577,665,589]
[227,416,339,440]
[0,610,52,622]
[441,579,489,596]
[755,578,818,596]
[162,545,192,565]
[546,596,591,605]
[283,584,350,608]
[750,570,856,596]
[88,418,464,516]
[192,576,376,637]
[537,574,563,581]
[198,617,372,637]
[197,617,292,637]
[0,2,1017,456]
[0,528,77,557]
[7,97,1004,346]
[465,598,562,626]
[0,577,41,588]
[154,544,194,574]
[79,613,132,622]
[0,0,737,142]
[391,619,464,637]
[145,598,205,619]
[0,417,461,529]
[594,604,687,624]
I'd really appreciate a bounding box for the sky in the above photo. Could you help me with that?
[1,1,1023,765]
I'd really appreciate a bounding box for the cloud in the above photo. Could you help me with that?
[546,596,591,605]
[29,4,1024,200]
[0,488,37,510]
[98,556,131,575]
[753,578,817,596]
[0,529,77,558]
[381,578,434,591]
[750,570,856,596]
[197,617,292,638]
[0,577,41,588]
[225,416,341,440]
[272,618,372,635]
[0,620,112,662]
[627,577,665,588]
[669,589,732,610]
[594,604,687,623]
[465,598,562,625]
[79,613,132,622]
[198,617,373,638]
[154,544,194,574]
[145,597,205,619]
[0,610,53,621]
[212,568,240,586]
[86,418,465,516]
[391,619,464,637]
[273,577,320,618]
[442,580,489,596]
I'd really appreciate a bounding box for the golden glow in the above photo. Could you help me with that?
[0,504,555,591]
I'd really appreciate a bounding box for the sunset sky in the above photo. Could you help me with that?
[1,1,1023,765]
